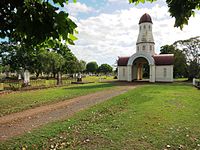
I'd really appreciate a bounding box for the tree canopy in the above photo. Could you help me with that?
[0,40,81,84]
[0,0,77,46]
[173,36,200,63]
[86,62,98,73]
[98,64,113,74]
[129,0,200,29]
[160,36,200,80]
[173,36,200,79]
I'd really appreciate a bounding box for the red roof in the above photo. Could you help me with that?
[153,54,174,65]
[118,57,130,66]
[139,13,153,24]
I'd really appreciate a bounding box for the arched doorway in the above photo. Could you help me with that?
[132,57,149,81]
[127,52,155,82]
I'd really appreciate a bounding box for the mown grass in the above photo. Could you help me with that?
[1,75,115,91]
[1,82,200,150]
[0,82,114,116]
[174,78,188,81]
[82,75,115,83]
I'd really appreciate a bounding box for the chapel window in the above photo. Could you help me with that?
[143,45,145,51]
[144,25,146,29]
[150,45,152,51]
[164,68,167,77]
[149,25,151,30]
[137,46,139,51]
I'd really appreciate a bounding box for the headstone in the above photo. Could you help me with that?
[24,70,30,85]
[77,73,82,82]
[193,78,196,86]
[18,73,22,80]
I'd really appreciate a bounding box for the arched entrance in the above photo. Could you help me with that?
[127,52,155,82]
[132,57,149,81]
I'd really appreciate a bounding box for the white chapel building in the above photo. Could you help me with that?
[117,13,174,82]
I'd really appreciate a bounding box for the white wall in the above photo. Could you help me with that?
[155,65,173,82]
[136,22,155,55]
[118,66,128,81]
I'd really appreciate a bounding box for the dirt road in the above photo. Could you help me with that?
[0,82,139,141]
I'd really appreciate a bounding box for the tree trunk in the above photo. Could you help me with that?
[57,72,62,85]
[53,72,56,78]
[5,71,10,78]
[36,72,40,79]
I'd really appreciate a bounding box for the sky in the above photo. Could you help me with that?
[62,0,200,67]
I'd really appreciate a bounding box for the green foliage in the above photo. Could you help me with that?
[0,0,77,46]
[0,40,81,81]
[173,36,200,80]
[0,1,78,85]
[129,0,200,29]
[98,64,113,74]
[188,60,200,80]
[143,63,149,78]
[1,83,200,149]
[173,36,200,63]
[86,61,98,73]
[129,0,156,5]
[78,60,86,72]
[0,65,3,73]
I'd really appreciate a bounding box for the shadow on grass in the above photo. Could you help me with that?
[64,82,114,90]
[64,81,193,91]
[156,82,192,87]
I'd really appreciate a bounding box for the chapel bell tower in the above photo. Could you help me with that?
[136,13,155,55]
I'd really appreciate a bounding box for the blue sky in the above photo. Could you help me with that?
[2,0,200,67]
[64,0,200,66]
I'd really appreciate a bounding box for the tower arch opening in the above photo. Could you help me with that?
[132,57,150,81]
[127,52,155,82]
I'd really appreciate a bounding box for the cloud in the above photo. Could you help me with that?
[69,4,200,66]
[64,2,94,16]
[107,0,127,3]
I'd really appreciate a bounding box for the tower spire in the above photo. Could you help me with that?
[136,13,155,55]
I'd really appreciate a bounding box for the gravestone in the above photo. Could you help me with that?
[18,73,22,80]
[193,78,196,86]
[18,67,23,80]
[77,73,82,82]
[24,70,30,85]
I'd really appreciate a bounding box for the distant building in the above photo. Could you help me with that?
[117,13,174,82]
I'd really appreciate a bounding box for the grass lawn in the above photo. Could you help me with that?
[1,75,116,90]
[0,82,114,116]
[174,78,188,81]
[1,82,200,149]
[82,75,115,83]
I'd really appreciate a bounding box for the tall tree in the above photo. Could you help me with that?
[173,36,200,80]
[129,0,200,29]
[79,60,86,73]
[173,36,200,63]
[160,45,187,78]
[0,40,79,85]
[86,62,98,73]
[1,0,78,84]
[98,64,113,74]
